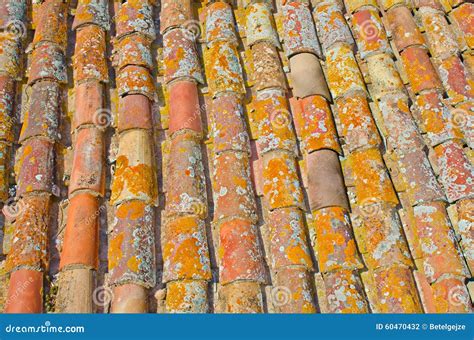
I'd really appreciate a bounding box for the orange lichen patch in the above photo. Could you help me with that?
[434,139,474,203]
[456,199,474,273]
[343,0,378,13]
[385,6,425,52]
[160,0,193,34]
[435,55,474,106]
[400,46,442,94]
[268,207,313,270]
[19,81,60,143]
[254,89,297,155]
[293,95,341,154]
[313,1,354,54]
[166,131,207,218]
[116,0,155,41]
[69,127,105,196]
[326,44,366,99]
[14,138,54,197]
[162,216,212,282]
[116,65,155,100]
[348,148,398,206]
[322,269,369,313]
[450,3,474,50]
[282,2,322,58]
[251,42,287,91]
[245,2,280,48]
[273,267,317,313]
[432,277,472,313]
[262,151,304,210]
[28,43,67,85]
[0,142,9,201]
[60,193,100,269]
[372,266,422,313]
[452,101,474,146]
[414,201,468,282]
[313,207,363,272]
[114,33,153,72]
[110,130,156,205]
[73,0,110,31]
[418,7,459,59]
[74,25,108,83]
[205,1,238,46]
[72,81,104,130]
[210,93,250,153]
[5,195,51,272]
[205,41,245,97]
[0,33,21,79]
[366,53,404,100]
[218,218,266,285]
[108,201,156,287]
[352,203,413,269]
[218,281,263,313]
[165,280,209,313]
[163,28,204,84]
[351,8,389,59]
[335,93,381,152]
[32,0,67,50]
[0,75,15,142]
[212,151,257,222]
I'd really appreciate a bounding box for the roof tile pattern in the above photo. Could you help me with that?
[1,0,473,314]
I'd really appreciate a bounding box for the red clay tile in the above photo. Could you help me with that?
[212,151,257,222]
[111,284,148,313]
[116,0,156,41]
[385,6,425,52]
[114,33,153,72]
[435,55,474,105]
[210,93,249,153]
[118,94,153,132]
[159,0,193,35]
[218,281,263,313]
[313,2,354,54]
[456,199,474,273]
[163,28,204,85]
[351,8,390,59]
[400,46,442,94]
[162,215,212,282]
[322,269,369,313]
[272,267,317,313]
[166,131,207,218]
[450,3,474,50]
[69,127,105,196]
[32,0,67,50]
[28,43,67,85]
[289,53,330,100]
[431,277,472,313]
[15,138,54,197]
[263,151,304,210]
[434,139,474,203]
[0,75,15,142]
[4,269,43,313]
[5,195,51,272]
[19,81,60,143]
[205,1,238,46]
[108,201,156,288]
[378,0,405,10]
[412,0,443,10]
[335,93,381,152]
[73,0,110,31]
[251,42,287,91]
[219,217,266,285]
[168,80,202,135]
[343,0,378,13]
[0,141,10,202]
[165,280,209,313]
[282,2,322,58]
[268,207,313,269]
[74,25,108,84]
[245,3,280,48]
[60,193,100,269]
[72,81,104,130]
[306,149,349,211]
[116,65,155,100]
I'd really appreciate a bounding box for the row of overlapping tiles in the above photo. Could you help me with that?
[0,0,472,313]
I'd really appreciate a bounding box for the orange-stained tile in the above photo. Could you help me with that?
[60,193,100,269]
[162,216,212,282]
[205,1,238,46]
[268,207,313,270]
[343,0,378,13]
[166,131,207,218]
[114,33,153,72]
[385,6,425,52]
[378,0,406,10]
[218,281,263,313]
[456,199,474,273]
[116,65,155,100]
[69,127,105,196]
[272,267,317,313]
[0,33,21,79]
[313,207,364,272]
[5,195,51,272]
[335,93,381,152]
[74,24,108,84]
[72,81,104,130]
[431,277,472,313]
[0,75,15,142]
[212,151,257,222]
[73,0,110,31]
[262,150,304,210]
[4,269,43,313]
[116,0,155,41]
[245,2,280,49]
[0,141,10,201]
[165,280,209,313]
[450,3,474,50]
[218,218,266,285]
[32,0,67,50]
[351,8,390,59]
[322,269,369,313]
[412,0,443,10]
[435,55,474,105]
[118,94,153,132]
[168,80,202,135]
[400,46,442,94]
[28,43,67,85]
[251,42,287,91]
[108,201,156,288]
[160,0,193,34]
